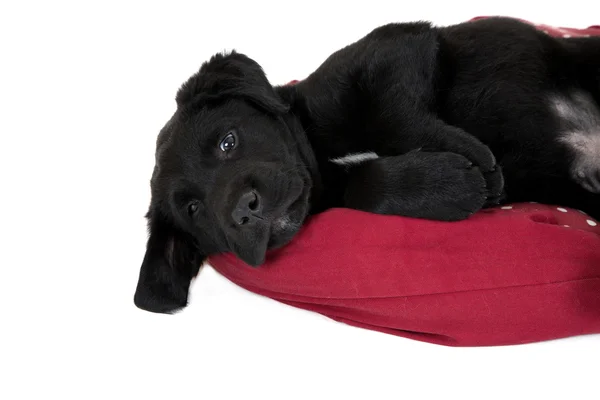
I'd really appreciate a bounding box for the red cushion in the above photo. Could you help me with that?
[471,16,600,37]
[208,19,600,346]
[210,204,600,346]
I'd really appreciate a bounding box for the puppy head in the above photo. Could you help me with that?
[134,51,315,313]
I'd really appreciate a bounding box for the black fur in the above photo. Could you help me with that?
[134,17,600,313]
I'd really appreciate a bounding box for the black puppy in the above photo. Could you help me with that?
[134,17,600,313]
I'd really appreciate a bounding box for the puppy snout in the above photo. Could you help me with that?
[231,190,263,225]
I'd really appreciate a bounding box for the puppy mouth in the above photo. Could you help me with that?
[227,201,306,267]
[268,168,313,243]
[267,193,307,248]
[228,182,310,266]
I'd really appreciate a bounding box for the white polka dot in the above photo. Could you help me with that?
[557,207,567,212]
[586,220,597,227]
[583,34,591,37]
[563,225,570,228]
[543,30,549,34]
[578,210,588,215]
[563,34,571,38]
[501,206,512,210]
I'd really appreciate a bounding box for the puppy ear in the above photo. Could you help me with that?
[235,82,289,115]
[134,215,204,314]
[176,51,289,115]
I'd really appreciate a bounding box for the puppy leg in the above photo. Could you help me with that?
[374,118,505,207]
[343,151,491,221]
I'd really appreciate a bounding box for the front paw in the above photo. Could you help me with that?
[483,165,506,207]
[422,153,488,221]
[432,154,506,218]
[344,152,490,221]
[457,142,504,202]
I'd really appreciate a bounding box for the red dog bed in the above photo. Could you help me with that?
[208,19,600,347]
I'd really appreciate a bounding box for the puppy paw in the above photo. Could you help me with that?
[344,152,496,221]
[440,136,497,173]
[423,153,488,221]
[483,165,506,207]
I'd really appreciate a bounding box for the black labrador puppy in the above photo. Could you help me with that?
[134,17,600,313]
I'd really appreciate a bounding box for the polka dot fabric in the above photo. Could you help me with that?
[483,203,600,233]
[471,16,600,38]
[208,18,600,347]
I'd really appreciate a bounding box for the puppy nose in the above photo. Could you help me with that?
[231,191,262,225]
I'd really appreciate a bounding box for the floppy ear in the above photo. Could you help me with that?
[134,215,205,314]
[175,51,289,115]
[234,82,289,115]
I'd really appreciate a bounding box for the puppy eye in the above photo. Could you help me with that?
[219,131,237,152]
[187,201,199,216]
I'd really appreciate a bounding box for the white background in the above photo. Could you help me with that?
[2,1,599,399]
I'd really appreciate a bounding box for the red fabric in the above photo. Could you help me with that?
[471,16,600,37]
[208,19,600,346]
[210,204,600,346]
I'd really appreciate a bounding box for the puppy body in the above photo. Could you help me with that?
[277,18,600,216]
[134,17,600,313]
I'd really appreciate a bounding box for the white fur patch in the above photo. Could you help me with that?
[274,215,292,230]
[329,152,379,166]
[551,91,600,192]
[552,92,600,158]
[559,131,600,154]
[272,215,300,234]
[551,92,600,130]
